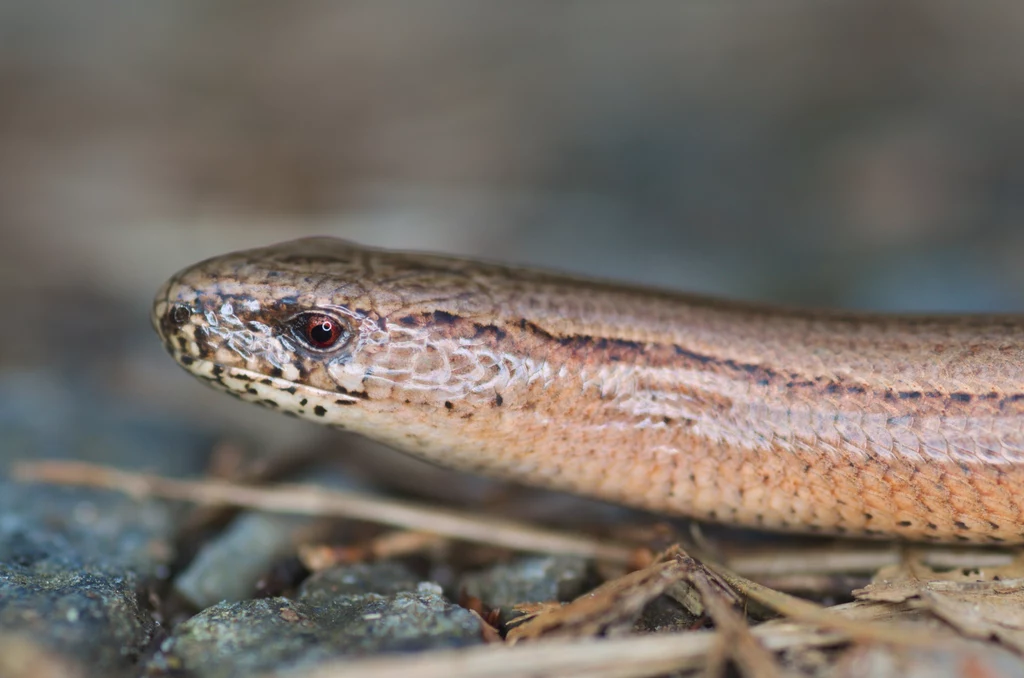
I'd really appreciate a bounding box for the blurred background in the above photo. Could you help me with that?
[5,0,1024,465]
[10,5,1024,670]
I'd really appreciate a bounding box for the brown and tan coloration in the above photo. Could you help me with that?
[153,237,1024,544]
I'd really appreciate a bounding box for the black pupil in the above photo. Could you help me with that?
[308,319,336,346]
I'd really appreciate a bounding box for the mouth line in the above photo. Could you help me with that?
[173,355,361,406]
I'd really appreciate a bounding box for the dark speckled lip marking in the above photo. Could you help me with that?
[335,386,370,400]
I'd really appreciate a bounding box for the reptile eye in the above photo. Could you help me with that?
[291,313,350,351]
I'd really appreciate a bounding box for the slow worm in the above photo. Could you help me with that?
[153,238,1024,544]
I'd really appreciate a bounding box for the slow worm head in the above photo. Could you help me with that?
[153,237,1024,544]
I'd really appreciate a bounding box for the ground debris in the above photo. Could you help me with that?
[16,459,1024,677]
[854,557,1024,654]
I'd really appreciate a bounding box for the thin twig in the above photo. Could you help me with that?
[704,561,946,647]
[690,569,781,678]
[259,624,848,678]
[11,461,635,563]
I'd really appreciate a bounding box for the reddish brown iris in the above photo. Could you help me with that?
[292,313,348,350]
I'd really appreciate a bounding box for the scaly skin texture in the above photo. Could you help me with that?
[153,237,1024,543]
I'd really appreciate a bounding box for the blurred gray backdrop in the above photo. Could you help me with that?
[3,1,1024,446]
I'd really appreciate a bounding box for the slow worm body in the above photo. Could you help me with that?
[153,238,1024,544]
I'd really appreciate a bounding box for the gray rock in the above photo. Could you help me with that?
[0,562,154,678]
[0,372,216,577]
[173,509,315,609]
[299,561,422,601]
[175,471,376,609]
[151,585,483,677]
[0,373,218,676]
[459,555,592,625]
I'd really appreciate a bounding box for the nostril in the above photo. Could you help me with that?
[170,304,192,325]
